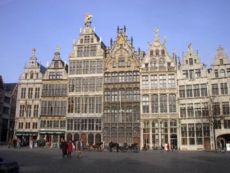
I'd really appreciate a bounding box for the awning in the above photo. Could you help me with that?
[39,131,65,135]
[15,131,38,136]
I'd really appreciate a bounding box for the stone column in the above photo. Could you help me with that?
[149,120,152,149]
[140,121,144,149]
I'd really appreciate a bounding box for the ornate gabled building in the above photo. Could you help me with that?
[40,48,68,147]
[103,26,141,145]
[12,16,230,151]
[67,15,106,146]
[15,49,46,145]
[140,29,178,149]
[178,45,210,150]
[209,46,230,150]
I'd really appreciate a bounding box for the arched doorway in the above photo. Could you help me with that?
[95,133,101,143]
[217,134,230,150]
[88,133,94,145]
[81,133,87,148]
[74,133,79,142]
[67,133,72,141]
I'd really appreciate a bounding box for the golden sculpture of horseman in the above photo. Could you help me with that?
[85,13,93,26]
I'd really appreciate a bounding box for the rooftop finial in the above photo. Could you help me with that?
[84,13,93,26]
[32,48,36,56]
[56,46,60,53]
[154,27,160,40]
[188,43,192,51]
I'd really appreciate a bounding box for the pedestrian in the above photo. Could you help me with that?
[67,140,73,159]
[60,138,67,158]
[76,140,82,159]
[17,138,21,149]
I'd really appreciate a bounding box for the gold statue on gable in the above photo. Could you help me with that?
[85,13,93,26]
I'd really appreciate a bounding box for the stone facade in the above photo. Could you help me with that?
[66,17,105,146]
[103,27,141,145]
[40,48,68,147]
[140,30,178,150]
[13,17,230,151]
[15,49,45,146]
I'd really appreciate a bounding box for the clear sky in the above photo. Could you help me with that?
[0,0,230,83]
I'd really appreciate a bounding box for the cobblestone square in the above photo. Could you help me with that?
[1,146,230,173]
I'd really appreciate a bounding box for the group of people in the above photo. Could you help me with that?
[60,139,83,159]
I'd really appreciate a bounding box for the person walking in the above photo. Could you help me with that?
[67,140,73,159]
[60,139,67,158]
[76,140,82,159]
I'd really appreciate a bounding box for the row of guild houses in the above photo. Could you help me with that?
[14,16,230,151]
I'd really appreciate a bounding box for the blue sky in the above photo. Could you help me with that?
[0,0,230,83]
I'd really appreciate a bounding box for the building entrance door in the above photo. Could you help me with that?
[204,137,211,150]
[170,134,177,150]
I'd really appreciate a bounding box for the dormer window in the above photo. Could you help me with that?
[127,60,131,67]
[227,68,230,77]
[215,69,218,78]
[220,59,223,65]
[118,57,125,67]
[84,35,90,43]
[220,69,225,77]
[186,60,188,64]
[30,72,33,79]
[150,59,156,67]
[150,50,153,57]
[91,37,94,43]
[189,58,193,65]
[161,49,165,56]
[80,39,83,44]
[156,49,159,56]
[54,61,59,68]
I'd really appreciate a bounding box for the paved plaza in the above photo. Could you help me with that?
[0,146,230,173]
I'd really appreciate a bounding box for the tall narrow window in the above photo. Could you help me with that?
[200,84,207,96]
[160,94,167,113]
[142,95,149,113]
[212,84,219,95]
[186,85,193,97]
[142,75,149,89]
[151,94,158,113]
[179,85,185,98]
[169,94,176,112]
[220,83,228,95]
[222,102,230,115]
[193,84,200,97]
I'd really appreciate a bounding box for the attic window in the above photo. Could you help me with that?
[189,58,193,65]
[220,59,223,65]
[150,50,153,56]
[156,49,159,56]
[84,36,90,43]
[118,57,125,67]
